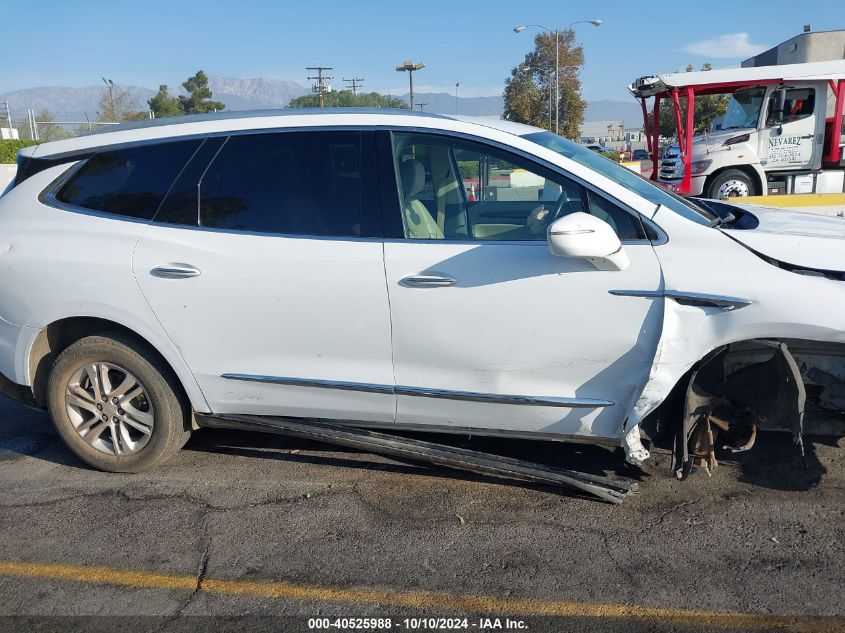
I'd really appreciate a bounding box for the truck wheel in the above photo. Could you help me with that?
[47,333,191,473]
[706,170,756,199]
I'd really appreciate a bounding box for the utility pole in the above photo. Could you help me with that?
[343,77,364,95]
[3,101,12,138]
[455,83,460,114]
[395,61,425,110]
[30,109,39,141]
[416,102,428,111]
[102,78,116,122]
[307,67,334,108]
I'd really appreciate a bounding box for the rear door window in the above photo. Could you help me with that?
[55,140,201,220]
[198,131,367,237]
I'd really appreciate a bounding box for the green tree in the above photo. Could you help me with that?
[658,63,730,137]
[178,71,225,114]
[504,29,585,139]
[148,85,183,118]
[97,85,147,122]
[288,90,409,109]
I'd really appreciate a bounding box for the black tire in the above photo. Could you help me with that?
[705,169,756,199]
[47,332,191,472]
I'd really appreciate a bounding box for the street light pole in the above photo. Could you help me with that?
[552,29,559,134]
[514,19,602,135]
[396,61,425,110]
[455,82,460,115]
[102,78,116,122]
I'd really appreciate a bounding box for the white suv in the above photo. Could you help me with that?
[0,110,842,476]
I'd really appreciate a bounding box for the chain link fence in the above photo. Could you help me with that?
[1,101,128,142]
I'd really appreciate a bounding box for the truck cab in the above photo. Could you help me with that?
[630,60,845,199]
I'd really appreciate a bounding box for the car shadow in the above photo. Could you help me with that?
[713,431,829,492]
[185,425,840,496]
[1,396,836,496]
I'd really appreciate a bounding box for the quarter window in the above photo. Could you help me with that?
[154,137,226,226]
[55,140,201,220]
[198,131,365,236]
[391,133,646,241]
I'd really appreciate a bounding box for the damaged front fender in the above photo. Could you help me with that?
[621,205,845,473]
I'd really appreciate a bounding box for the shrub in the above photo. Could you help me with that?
[599,150,623,163]
[457,160,479,180]
[0,140,39,164]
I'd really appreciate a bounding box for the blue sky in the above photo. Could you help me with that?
[2,0,841,101]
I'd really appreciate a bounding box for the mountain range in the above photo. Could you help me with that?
[0,75,642,126]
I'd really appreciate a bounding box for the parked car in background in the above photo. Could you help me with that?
[632,149,650,160]
[0,110,841,478]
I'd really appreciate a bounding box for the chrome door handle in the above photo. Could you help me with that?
[150,264,201,279]
[401,275,456,288]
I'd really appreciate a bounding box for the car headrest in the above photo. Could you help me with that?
[399,159,425,197]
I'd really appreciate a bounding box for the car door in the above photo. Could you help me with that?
[759,85,822,170]
[132,130,396,422]
[381,131,663,440]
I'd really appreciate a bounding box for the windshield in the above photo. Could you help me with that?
[521,131,716,225]
[721,87,765,130]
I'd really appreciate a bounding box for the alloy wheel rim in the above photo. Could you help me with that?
[717,179,750,198]
[65,362,155,455]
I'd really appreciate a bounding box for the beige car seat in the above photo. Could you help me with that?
[399,159,444,239]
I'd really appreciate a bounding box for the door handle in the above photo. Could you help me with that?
[800,134,814,139]
[401,275,456,288]
[150,264,201,279]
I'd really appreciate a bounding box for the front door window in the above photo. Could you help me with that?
[391,132,647,241]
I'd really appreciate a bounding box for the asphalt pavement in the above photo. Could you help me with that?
[0,396,843,632]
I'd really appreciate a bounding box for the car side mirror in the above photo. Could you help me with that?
[546,212,630,271]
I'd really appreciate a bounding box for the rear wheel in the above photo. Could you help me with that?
[47,333,191,472]
[706,169,756,199]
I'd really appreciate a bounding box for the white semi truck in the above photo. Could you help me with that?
[629,60,845,199]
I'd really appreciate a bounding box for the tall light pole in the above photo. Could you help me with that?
[102,78,116,122]
[396,61,425,110]
[513,19,602,135]
[455,82,460,114]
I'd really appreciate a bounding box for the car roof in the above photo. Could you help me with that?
[77,107,449,136]
[25,109,546,160]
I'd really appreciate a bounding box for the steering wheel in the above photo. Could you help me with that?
[549,189,577,223]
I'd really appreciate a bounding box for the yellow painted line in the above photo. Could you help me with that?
[741,193,845,207]
[0,560,842,631]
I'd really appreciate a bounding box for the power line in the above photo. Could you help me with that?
[343,77,364,95]
[306,66,334,108]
